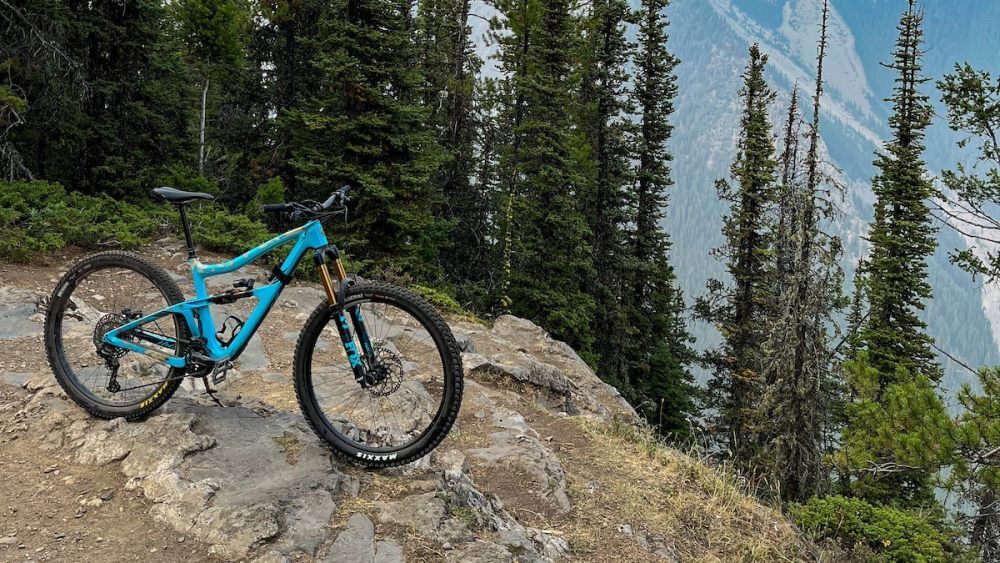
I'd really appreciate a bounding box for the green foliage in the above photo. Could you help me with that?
[187,205,272,255]
[937,64,1000,283]
[696,43,778,463]
[6,0,196,197]
[247,177,286,220]
[0,181,158,261]
[283,0,448,280]
[0,180,276,263]
[157,164,220,196]
[790,495,951,562]
[174,0,246,67]
[501,0,597,355]
[857,2,939,383]
[410,285,465,316]
[835,353,952,508]
[847,2,943,509]
[622,0,698,439]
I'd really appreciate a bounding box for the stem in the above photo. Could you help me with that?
[199,78,209,175]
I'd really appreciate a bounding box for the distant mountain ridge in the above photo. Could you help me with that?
[666,0,1000,404]
[467,0,1000,404]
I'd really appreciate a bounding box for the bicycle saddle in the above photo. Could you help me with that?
[152,186,215,204]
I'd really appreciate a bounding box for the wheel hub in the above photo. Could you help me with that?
[365,347,404,397]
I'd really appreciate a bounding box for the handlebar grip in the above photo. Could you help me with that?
[262,203,291,213]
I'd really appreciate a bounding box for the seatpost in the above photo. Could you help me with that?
[177,205,197,260]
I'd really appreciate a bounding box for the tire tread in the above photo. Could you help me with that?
[293,281,463,468]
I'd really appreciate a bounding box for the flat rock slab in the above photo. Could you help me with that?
[17,378,354,560]
[0,287,43,339]
[0,372,32,387]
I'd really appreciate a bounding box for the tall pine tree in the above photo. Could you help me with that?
[856,0,939,384]
[577,0,634,386]
[757,0,845,502]
[498,0,596,352]
[625,0,697,438]
[845,0,942,508]
[284,0,447,279]
[416,0,486,298]
[697,44,777,464]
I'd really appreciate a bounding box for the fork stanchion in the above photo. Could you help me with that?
[319,264,338,305]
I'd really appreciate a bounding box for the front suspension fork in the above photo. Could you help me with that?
[316,246,375,386]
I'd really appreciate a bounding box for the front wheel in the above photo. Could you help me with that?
[293,282,463,467]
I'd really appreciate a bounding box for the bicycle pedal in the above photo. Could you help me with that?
[211,361,233,385]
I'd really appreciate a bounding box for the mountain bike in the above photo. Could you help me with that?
[43,185,463,467]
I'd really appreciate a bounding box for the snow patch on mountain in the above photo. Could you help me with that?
[778,0,874,120]
[940,200,1000,351]
[707,0,882,147]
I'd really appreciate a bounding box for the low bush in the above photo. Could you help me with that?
[790,495,953,562]
[0,180,277,262]
[0,181,159,262]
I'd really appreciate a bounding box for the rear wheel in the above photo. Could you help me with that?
[44,251,188,419]
[293,282,463,467]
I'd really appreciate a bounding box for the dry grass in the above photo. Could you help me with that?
[563,417,814,562]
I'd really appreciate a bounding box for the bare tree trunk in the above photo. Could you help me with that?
[199,78,209,175]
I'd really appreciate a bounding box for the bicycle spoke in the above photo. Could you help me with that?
[56,265,180,408]
[309,295,447,451]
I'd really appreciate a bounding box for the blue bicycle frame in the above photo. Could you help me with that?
[102,220,372,381]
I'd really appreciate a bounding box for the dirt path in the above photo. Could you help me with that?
[0,385,219,562]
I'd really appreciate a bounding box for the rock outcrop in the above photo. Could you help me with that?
[0,268,809,562]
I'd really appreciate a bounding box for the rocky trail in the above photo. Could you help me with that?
[0,242,813,562]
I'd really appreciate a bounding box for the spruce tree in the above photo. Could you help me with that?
[503,0,596,352]
[578,0,634,387]
[757,0,844,502]
[487,0,540,315]
[857,0,939,384]
[6,0,193,196]
[284,0,447,279]
[845,0,942,507]
[697,44,777,463]
[416,0,485,298]
[625,0,697,438]
[173,0,245,176]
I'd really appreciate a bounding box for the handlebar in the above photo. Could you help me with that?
[261,185,351,221]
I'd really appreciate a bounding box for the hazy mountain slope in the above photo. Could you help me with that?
[665,0,999,404]
[468,0,999,404]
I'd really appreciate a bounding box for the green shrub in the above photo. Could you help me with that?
[246,177,286,220]
[790,495,951,562]
[410,284,464,315]
[156,164,219,196]
[188,205,273,255]
[0,181,160,262]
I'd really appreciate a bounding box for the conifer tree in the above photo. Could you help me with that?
[578,0,634,386]
[487,0,540,314]
[845,0,942,507]
[502,0,596,352]
[416,0,484,294]
[697,44,777,463]
[857,0,939,384]
[174,0,245,176]
[625,0,697,437]
[757,0,844,502]
[6,0,194,196]
[284,0,447,279]
[937,64,1000,283]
